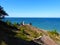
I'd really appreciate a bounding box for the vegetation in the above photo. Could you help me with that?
[0,6,8,19]
[15,25,41,41]
[0,5,60,45]
[13,22,18,28]
[48,29,60,42]
[48,29,59,36]
[6,20,12,25]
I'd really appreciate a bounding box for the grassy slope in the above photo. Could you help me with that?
[15,24,60,44]
[1,20,60,45]
[0,20,60,45]
[15,25,41,41]
[0,21,40,45]
[47,31,60,45]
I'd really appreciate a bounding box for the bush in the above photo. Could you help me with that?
[6,20,12,25]
[49,29,59,36]
[13,22,18,28]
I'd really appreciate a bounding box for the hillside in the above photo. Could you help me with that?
[16,24,50,40]
[0,21,40,45]
[15,24,60,45]
[0,21,60,45]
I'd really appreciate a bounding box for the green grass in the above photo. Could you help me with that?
[48,29,60,41]
[15,25,41,41]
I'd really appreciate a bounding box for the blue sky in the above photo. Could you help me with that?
[0,0,60,17]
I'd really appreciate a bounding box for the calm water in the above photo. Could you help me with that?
[3,18,60,32]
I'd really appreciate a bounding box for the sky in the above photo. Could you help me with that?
[0,0,60,17]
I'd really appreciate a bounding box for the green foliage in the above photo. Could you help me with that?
[48,29,60,41]
[13,22,18,28]
[6,20,12,25]
[15,25,41,41]
[0,6,8,19]
[15,30,29,41]
[39,33,43,36]
[30,31,40,38]
[48,29,59,36]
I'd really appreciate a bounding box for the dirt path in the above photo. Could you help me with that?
[33,35,58,45]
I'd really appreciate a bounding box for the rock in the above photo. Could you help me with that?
[33,35,58,45]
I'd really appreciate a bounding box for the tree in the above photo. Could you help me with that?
[0,6,8,19]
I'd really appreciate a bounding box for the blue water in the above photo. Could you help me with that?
[3,18,60,32]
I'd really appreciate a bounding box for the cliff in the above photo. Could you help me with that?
[0,21,60,45]
[15,24,60,45]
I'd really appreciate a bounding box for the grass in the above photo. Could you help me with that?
[15,25,41,41]
[3,20,60,42]
[48,29,60,41]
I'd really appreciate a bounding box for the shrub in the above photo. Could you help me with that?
[6,20,12,25]
[49,29,59,36]
[13,22,18,28]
